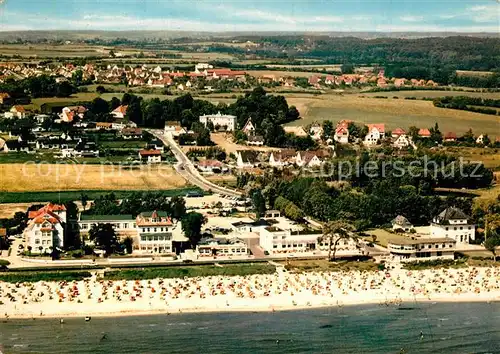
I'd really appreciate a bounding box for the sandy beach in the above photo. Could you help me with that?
[1,266,499,319]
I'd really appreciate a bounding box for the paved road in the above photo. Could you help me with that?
[148,129,242,198]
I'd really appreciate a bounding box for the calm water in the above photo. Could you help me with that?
[1,303,499,353]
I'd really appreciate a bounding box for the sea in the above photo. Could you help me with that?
[0,302,499,353]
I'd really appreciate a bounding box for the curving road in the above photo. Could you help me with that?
[148,129,242,198]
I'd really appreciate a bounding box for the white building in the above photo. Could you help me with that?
[199,112,236,131]
[430,207,475,244]
[139,149,162,163]
[24,203,66,254]
[79,214,137,239]
[259,227,320,254]
[388,237,456,263]
[391,215,414,232]
[197,237,248,258]
[393,134,412,149]
[136,211,175,254]
[195,63,213,73]
[334,126,349,144]
[111,105,128,119]
[364,124,385,145]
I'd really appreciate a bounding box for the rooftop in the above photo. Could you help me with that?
[80,214,134,221]
[389,237,456,245]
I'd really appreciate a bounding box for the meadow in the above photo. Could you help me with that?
[284,93,500,137]
[361,90,500,99]
[0,164,186,192]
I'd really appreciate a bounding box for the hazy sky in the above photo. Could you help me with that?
[0,0,498,32]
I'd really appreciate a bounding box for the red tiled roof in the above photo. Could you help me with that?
[418,128,431,137]
[139,149,161,156]
[198,159,223,168]
[12,105,25,112]
[367,124,385,133]
[113,105,128,115]
[444,132,457,139]
[392,128,406,136]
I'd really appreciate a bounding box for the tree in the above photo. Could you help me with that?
[341,63,355,74]
[322,120,334,140]
[251,189,266,219]
[170,196,187,220]
[319,221,356,261]
[72,70,83,86]
[408,126,420,141]
[429,123,443,144]
[122,236,134,254]
[484,232,500,261]
[88,223,119,256]
[96,85,106,94]
[462,128,475,144]
[81,193,89,211]
[181,212,207,249]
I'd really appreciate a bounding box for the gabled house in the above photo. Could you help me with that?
[197,159,225,173]
[7,105,26,119]
[269,149,296,168]
[121,127,143,139]
[247,135,264,146]
[391,215,413,232]
[136,210,175,254]
[24,203,66,254]
[418,128,431,138]
[391,128,406,138]
[139,149,162,163]
[242,118,255,135]
[430,207,475,244]
[393,134,412,149]
[364,124,385,145]
[236,150,259,169]
[111,105,128,119]
[444,132,457,142]
[296,151,324,168]
[283,126,308,137]
[3,140,30,152]
[476,134,486,145]
[309,123,323,141]
[334,120,351,144]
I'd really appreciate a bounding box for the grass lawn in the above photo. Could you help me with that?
[364,229,410,248]
[447,147,500,170]
[0,152,61,164]
[0,271,92,283]
[0,187,204,203]
[284,93,500,137]
[103,263,276,280]
[100,140,148,149]
[0,163,187,192]
[281,259,380,272]
[361,90,500,99]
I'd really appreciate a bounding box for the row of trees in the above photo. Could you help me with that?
[0,75,76,99]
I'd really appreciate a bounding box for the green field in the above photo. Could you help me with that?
[103,263,276,280]
[0,187,204,204]
[285,94,500,137]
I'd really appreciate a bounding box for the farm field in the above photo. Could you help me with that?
[0,164,186,192]
[245,70,320,78]
[361,90,500,99]
[0,44,111,58]
[210,133,279,154]
[284,94,500,137]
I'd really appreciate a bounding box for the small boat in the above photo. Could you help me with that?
[85,316,91,322]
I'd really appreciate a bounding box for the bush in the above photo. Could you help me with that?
[0,259,10,266]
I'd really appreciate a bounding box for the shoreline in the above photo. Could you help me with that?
[2,266,499,320]
[5,296,500,320]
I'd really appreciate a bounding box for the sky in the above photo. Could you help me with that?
[0,0,498,32]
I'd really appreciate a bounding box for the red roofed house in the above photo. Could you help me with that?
[8,105,26,119]
[444,132,457,142]
[364,124,386,145]
[391,128,406,138]
[139,149,162,163]
[135,210,175,254]
[111,105,128,119]
[197,159,225,173]
[418,128,431,138]
[334,120,351,144]
[308,76,321,88]
[24,203,66,254]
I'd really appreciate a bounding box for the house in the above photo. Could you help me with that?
[247,135,264,146]
[7,105,26,119]
[393,134,412,149]
[111,105,128,119]
[296,151,324,168]
[364,124,385,145]
[444,132,457,142]
[35,137,65,150]
[197,237,248,258]
[236,150,259,169]
[388,237,456,263]
[62,140,99,157]
[24,203,66,254]
[60,106,86,122]
[430,207,475,244]
[334,126,349,144]
[197,159,225,173]
[309,123,323,141]
[391,215,414,232]
[79,215,136,239]
[0,92,11,104]
[121,127,143,139]
[199,112,236,131]
[242,118,255,134]
[283,126,308,137]
[3,140,30,152]
[136,211,174,254]
[139,149,162,163]
[476,134,485,144]
[164,121,184,137]
[96,122,113,130]
[391,128,406,138]
[269,149,296,168]
[308,76,321,87]
[418,128,431,138]
[259,227,321,255]
[264,210,281,218]
[393,78,406,87]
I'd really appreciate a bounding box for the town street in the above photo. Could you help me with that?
[147,129,242,197]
